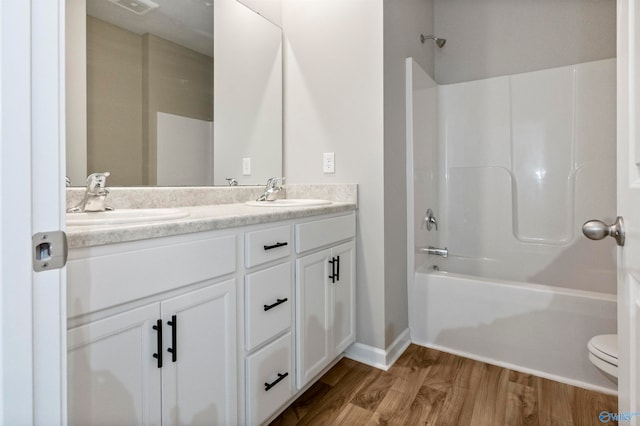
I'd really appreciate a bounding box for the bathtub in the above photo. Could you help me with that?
[410,264,617,393]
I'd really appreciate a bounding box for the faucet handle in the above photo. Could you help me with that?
[86,172,110,190]
[265,177,285,189]
[423,208,438,231]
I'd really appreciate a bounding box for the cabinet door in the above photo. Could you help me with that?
[160,279,237,426]
[67,304,162,426]
[331,241,356,356]
[296,249,332,389]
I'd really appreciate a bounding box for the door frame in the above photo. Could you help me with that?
[1,0,66,423]
[617,0,639,417]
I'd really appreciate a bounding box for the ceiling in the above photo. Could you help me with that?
[86,0,213,57]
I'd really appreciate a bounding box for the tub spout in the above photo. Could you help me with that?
[419,246,448,258]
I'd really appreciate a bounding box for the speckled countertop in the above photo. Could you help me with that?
[66,184,357,249]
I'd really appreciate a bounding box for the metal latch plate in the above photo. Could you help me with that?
[32,231,68,272]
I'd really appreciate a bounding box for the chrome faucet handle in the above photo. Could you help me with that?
[273,177,285,188]
[226,178,238,186]
[257,177,286,202]
[266,177,285,188]
[423,208,438,231]
[68,172,112,213]
[86,172,110,192]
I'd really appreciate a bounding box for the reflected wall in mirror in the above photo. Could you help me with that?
[65,0,282,187]
[214,0,282,185]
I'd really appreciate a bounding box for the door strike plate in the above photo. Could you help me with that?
[32,231,68,272]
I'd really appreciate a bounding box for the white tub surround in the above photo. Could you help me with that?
[438,59,616,293]
[412,270,617,394]
[407,59,618,397]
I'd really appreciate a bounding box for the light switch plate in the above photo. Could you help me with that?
[323,152,335,173]
[242,157,251,175]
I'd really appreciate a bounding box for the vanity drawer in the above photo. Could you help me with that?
[245,262,293,351]
[246,332,294,425]
[245,225,292,268]
[67,234,236,318]
[295,213,356,254]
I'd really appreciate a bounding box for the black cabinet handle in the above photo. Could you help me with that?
[152,319,163,368]
[264,242,288,251]
[264,298,288,312]
[167,315,177,363]
[336,255,340,282]
[328,258,336,283]
[264,372,289,392]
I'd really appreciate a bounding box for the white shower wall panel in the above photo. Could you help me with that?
[511,67,575,244]
[446,167,514,259]
[439,59,616,293]
[574,60,616,167]
[440,77,511,169]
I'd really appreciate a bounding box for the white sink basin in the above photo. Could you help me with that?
[245,199,332,207]
[67,208,189,226]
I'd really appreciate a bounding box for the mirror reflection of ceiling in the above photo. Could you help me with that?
[86,0,213,56]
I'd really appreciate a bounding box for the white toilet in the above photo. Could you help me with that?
[587,334,618,383]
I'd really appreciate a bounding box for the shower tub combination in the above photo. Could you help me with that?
[411,260,617,393]
[406,58,618,393]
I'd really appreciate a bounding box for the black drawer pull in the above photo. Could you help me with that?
[264,298,288,311]
[264,372,289,392]
[328,257,336,283]
[336,255,340,282]
[152,319,163,368]
[264,242,288,251]
[167,315,177,363]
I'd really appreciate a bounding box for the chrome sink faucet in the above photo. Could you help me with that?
[256,177,285,202]
[67,172,113,213]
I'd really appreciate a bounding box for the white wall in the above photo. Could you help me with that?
[433,0,616,84]
[383,0,434,347]
[283,0,386,349]
[439,59,617,293]
[283,0,436,350]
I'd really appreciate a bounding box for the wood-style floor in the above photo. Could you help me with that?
[270,344,618,426]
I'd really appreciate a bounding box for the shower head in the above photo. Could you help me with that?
[420,34,446,48]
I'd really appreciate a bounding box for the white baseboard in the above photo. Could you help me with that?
[344,328,411,371]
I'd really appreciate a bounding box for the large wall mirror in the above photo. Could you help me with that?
[66,0,282,187]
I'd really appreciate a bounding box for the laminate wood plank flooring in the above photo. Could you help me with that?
[270,344,617,426]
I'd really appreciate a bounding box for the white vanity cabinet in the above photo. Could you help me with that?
[66,233,237,426]
[66,208,357,426]
[295,215,356,389]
